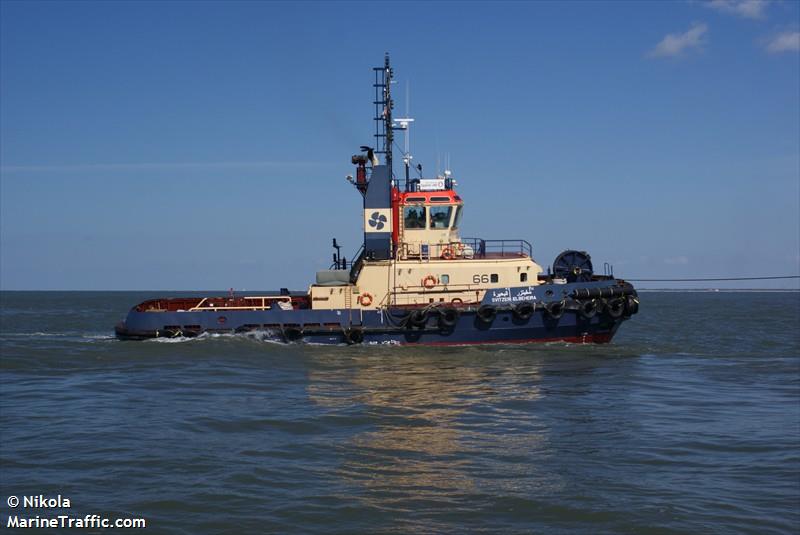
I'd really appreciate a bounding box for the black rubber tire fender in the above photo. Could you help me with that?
[513,301,535,321]
[579,299,598,319]
[625,295,639,315]
[605,298,625,319]
[545,301,565,320]
[345,328,364,345]
[409,309,429,328]
[438,308,460,329]
[476,305,497,323]
[283,326,303,342]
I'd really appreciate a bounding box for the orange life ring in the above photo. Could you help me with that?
[422,275,437,289]
[441,247,454,260]
[359,293,373,307]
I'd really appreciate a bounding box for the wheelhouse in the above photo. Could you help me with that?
[398,190,463,232]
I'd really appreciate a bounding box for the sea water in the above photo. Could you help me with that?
[1,291,798,534]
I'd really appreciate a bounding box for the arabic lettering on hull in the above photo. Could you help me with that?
[489,287,539,304]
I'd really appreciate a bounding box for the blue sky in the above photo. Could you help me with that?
[1,0,798,290]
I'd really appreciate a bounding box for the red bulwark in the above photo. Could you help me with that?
[399,190,462,204]
[409,333,614,346]
[391,187,400,249]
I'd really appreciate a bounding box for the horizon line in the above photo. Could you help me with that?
[1,288,798,292]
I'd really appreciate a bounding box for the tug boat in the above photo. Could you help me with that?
[115,55,639,345]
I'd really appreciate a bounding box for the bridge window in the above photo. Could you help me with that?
[491,274,499,283]
[403,206,427,229]
[441,274,450,285]
[452,206,463,229]
[520,273,527,282]
[430,206,452,229]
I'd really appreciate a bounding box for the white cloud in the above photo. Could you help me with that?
[707,0,769,20]
[649,22,708,58]
[764,31,800,53]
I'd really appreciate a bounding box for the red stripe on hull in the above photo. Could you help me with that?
[400,333,614,346]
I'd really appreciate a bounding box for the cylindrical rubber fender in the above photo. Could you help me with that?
[545,300,565,320]
[604,298,625,319]
[344,328,364,344]
[409,309,429,328]
[476,305,497,323]
[625,295,639,315]
[573,287,599,300]
[513,301,535,321]
[438,308,460,329]
[579,299,598,319]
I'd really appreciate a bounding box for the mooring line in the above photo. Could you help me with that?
[627,275,799,282]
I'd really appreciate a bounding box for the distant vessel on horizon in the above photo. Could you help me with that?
[115,55,639,345]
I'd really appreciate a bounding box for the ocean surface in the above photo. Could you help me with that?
[1,291,798,534]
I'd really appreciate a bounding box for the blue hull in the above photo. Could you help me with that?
[115,281,638,346]
[116,306,628,345]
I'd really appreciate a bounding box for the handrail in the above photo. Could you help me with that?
[187,296,291,312]
[397,239,532,260]
[329,243,365,270]
[461,238,532,258]
[348,245,367,282]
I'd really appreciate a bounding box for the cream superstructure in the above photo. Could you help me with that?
[310,184,544,310]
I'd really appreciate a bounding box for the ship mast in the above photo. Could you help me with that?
[373,54,394,173]
[394,79,414,191]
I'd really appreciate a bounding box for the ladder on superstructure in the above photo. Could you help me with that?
[373,54,394,171]
[345,288,352,327]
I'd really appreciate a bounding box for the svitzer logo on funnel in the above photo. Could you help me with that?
[368,211,387,230]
